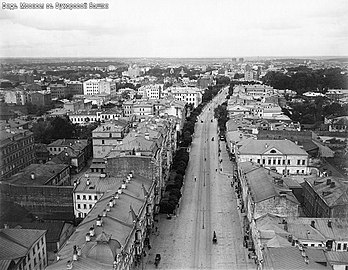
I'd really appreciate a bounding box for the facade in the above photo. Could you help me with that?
[122,100,155,117]
[67,81,84,95]
[1,163,74,220]
[4,89,31,105]
[0,128,35,179]
[92,119,130,158]
[31,90,52,107]
[237,139,309,175]
[83,79,115,96]
[48,83,68,99]
[168,86,202,108]
[138,84,163,99]
[68,109,122,125]
[302,177,348,218]
[47,173,156,270]
[0,228,47,270]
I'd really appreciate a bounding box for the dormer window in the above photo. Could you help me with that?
[270,149,276,153]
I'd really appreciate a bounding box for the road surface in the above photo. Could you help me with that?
[144,87,254,270]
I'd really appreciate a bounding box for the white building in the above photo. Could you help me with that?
[83,79,115,96]
[138,84,163,99]
[237,139,309,175]
[168,86,202,108]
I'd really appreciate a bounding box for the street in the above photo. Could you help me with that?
[144,88,254,270]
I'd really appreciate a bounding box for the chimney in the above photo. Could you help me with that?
[96,215,103,226]
[72,246,78,261]
[129,171,133,178]
[117,188,122,194]
[328,220,332,228]
[89,226,95,237]
[66,260,73,270]
[86,233,91,242]
[121,183,126,189]
[86,179,90,186]
[31,173,35,180]
[109,199,114,208]
[326,178,331,185]
[310,220,315,228]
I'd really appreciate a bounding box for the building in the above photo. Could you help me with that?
[0,163,74,220]
[83,79,115,96]
[4,89,31,105]
[122,100,155,118]
[237,139,310,175]
[92,119,130,158]
[138,84,163,99]
[197,76,214,89]
[0,228,47,270]
[0,128,35,179]
[31,90,52,106]
[47,173,156,270]
[302,177,348,218]
[47,139,92,174]
[66,81,84,95]
[48,83,68,99]
[168,86,202,108]
[68,109,122,125]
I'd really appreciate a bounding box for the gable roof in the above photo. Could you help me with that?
[239,139,308,156]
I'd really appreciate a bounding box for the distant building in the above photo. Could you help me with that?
[0,128,35,179]
[83,79,115,96]
[302,177,348,218]
[0,163,74,220]
[168,86,202,108]
[67,81,84,95]
[237,139,309,175]
[92,119,130,158]
[48,83,69,99]
[31,90,52,106]
[4,89,31,105]
[0,228,47,270]
[138,84,163,99]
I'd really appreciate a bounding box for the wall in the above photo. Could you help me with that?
[254,196,299,219]
[0,183,74,221]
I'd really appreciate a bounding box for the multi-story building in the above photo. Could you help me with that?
[168,86,202,108]
[0,228,47,270]
[31,90,52,106]
[122,100,155,117]
[4,89,31,105]
[302,176,348,218]
[67,81,84,95]
[236,139,309,175]
[48,83,68,99]
[47,172,156,270]
[138,84,163,99]
[1,163,74,220]
[47,139,92,174]
[83,79,115,96]
[92,119,130,158]
[0,128,35,179]
[68,109,122,125]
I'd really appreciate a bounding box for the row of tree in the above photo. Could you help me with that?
[214,101,229,135]
[31,116,98,144]
[262,67,347,95]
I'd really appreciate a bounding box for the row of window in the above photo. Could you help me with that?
[253,158,306,166]
[77,203,94,209]
[77,194,98,200]
[2,139,34,155]
[3,148,34,164]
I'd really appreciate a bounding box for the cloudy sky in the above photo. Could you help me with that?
[0,0,347,57]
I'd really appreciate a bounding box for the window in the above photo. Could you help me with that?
[343,243,347,250]
[84,204,87,209]
[268,159,271,165]
[94,195,98,200]
[83,195,86,200]
[303,244,308,246]
[337,243,341,250]
[77,195,80,200]
[297,160,301,165]
[89,204,93,209]
[88,195,92,200]
[257,159,260,163]
[302,170,304,174]
[302,160,306,165]
[311,244,315,247]
[287,160,290,165]
[102,140,105,145]
[278,159,281,165]
[273,159,276,165]
[282,160,285,165]
[77,204,81,209]
[297,170,299,174]
[262,159,265,164]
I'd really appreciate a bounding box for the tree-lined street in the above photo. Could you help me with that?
[144,88,254,270]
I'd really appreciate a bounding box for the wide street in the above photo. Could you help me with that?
[143,88,254,270]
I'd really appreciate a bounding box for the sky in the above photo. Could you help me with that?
[0,0,347,58]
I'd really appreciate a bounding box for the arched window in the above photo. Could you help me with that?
[270,149,276,153]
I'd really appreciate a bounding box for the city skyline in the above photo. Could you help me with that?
[0,0,347,58]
